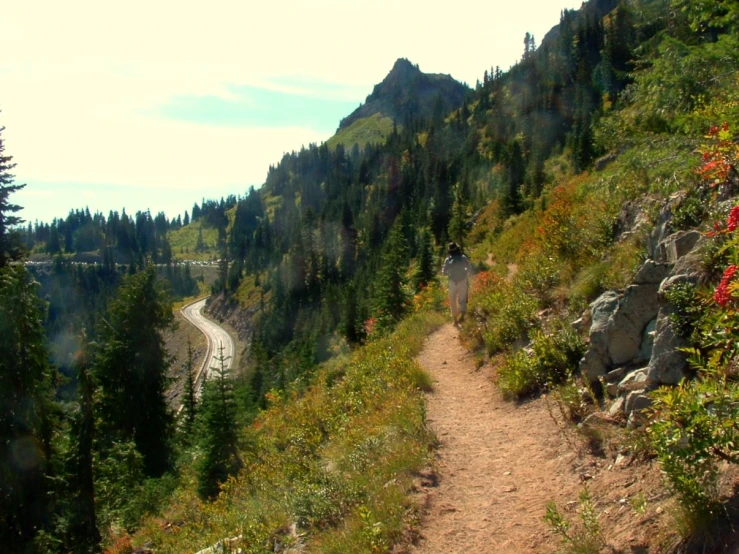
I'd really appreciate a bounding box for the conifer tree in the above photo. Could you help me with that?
[93,265,174,476]
[0,123,25,268]
[197,344,241,499]
[414,227,436,291]
[374,221,410,330]
[65,345,101,552]
[0,265,56,548]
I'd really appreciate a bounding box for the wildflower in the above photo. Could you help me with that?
[728,206,739,232]
[714,265,738,307]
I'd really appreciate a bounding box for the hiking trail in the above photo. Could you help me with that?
[408,323,666,554]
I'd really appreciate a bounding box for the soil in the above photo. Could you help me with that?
[164,310,208,408]
[407,323,696,554]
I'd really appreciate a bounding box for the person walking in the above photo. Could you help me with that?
[441,242,473,325]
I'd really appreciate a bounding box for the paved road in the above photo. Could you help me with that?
[181,297,235,395]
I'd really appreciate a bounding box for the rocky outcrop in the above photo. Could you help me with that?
[579,219,706,419]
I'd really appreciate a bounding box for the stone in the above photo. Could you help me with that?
[657,230,701,264]
[608,397,625,417]
[625,391,653,414]
[579,291,621,382]
[605,366,629,383]
[633,260,671,285]
[618,368,650,392]
[646,309,690,385]
[635,318,657,364]
[606,284,660,365]
[606,382,619,398]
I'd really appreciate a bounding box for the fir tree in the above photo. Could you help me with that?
[414,227,436,291]
[374,221,410,330]
[197,344,241,499]
[0,265,56,548]
[0,122,26,268]
[93,265,174,477]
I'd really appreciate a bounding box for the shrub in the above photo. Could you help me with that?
[544,488,605,554]
[497,322,585,399]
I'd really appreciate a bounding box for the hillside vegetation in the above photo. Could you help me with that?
[4,0,739,553]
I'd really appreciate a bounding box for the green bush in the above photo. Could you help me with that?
[648,377,739,528]
[474,282,539,355]
[498,322,585,399]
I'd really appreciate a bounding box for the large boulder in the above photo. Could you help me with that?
[579,291,621,382]
[606,283,661,365]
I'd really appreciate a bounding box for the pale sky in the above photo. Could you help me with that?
[2,0,584,224]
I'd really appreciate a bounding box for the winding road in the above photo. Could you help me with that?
[181,297,235,396]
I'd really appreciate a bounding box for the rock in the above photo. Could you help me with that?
[618,368,650,392]
[670,238,705,282]
[634,260,671,285]
[625,391,653,414]
[646,310,690,385]
[657,230,701,264]
[579,291,621,382]
[635,318,657,364]
[595,151,619,171]
[606,284,660,365]
[608,397,625,417]
[605,366,629,383]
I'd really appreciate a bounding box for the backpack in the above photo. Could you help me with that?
[448,255,468,283]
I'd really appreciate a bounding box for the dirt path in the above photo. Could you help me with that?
[410,323,594,554]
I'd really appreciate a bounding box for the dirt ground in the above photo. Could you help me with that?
[407,323,706,554]
[164,310,208,408]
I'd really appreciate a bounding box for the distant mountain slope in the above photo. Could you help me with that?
[329,58,470,148]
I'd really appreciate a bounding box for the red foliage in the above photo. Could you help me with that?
[714,265,738,307]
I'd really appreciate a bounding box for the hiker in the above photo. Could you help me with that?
[441,242,473,325]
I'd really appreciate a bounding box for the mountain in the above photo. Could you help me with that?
[327,58,470,149]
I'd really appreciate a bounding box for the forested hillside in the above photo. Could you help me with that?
[3,0,739,552]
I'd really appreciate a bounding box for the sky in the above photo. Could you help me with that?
[2,0,584,225]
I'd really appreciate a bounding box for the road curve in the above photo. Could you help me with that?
[181,297,235,396]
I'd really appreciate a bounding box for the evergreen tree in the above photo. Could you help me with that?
[197,344,241,499]
[0,123,25,268]
[0,265,56,548]
[414,227,436,291]
[93,265,174,476]
[64,344,101,552]
[374,221,410,330]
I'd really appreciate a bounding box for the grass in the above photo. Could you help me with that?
[326,113,395,151]
[128,310,445,553]
[169,221,219,261]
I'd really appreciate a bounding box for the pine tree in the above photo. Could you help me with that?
[0,265,56,548]
[374,221,410,330]
[0,123,26,268]
[93,265,174,476]
[197,344,241,499]
[65,344,101,552]
[414,227,436,291]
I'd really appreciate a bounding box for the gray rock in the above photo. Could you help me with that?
[608,396,625,417]
[625,391,653,413]
[635,318,657,364]
[618,367,650,392]
[605,366,629,383]
[646,310,690,385]
[606,382,619,398]
[657,230,701,264]
[606,284,660,365]
[634,261,671,285]
[670,237,705,281]
[579,291,622,382]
